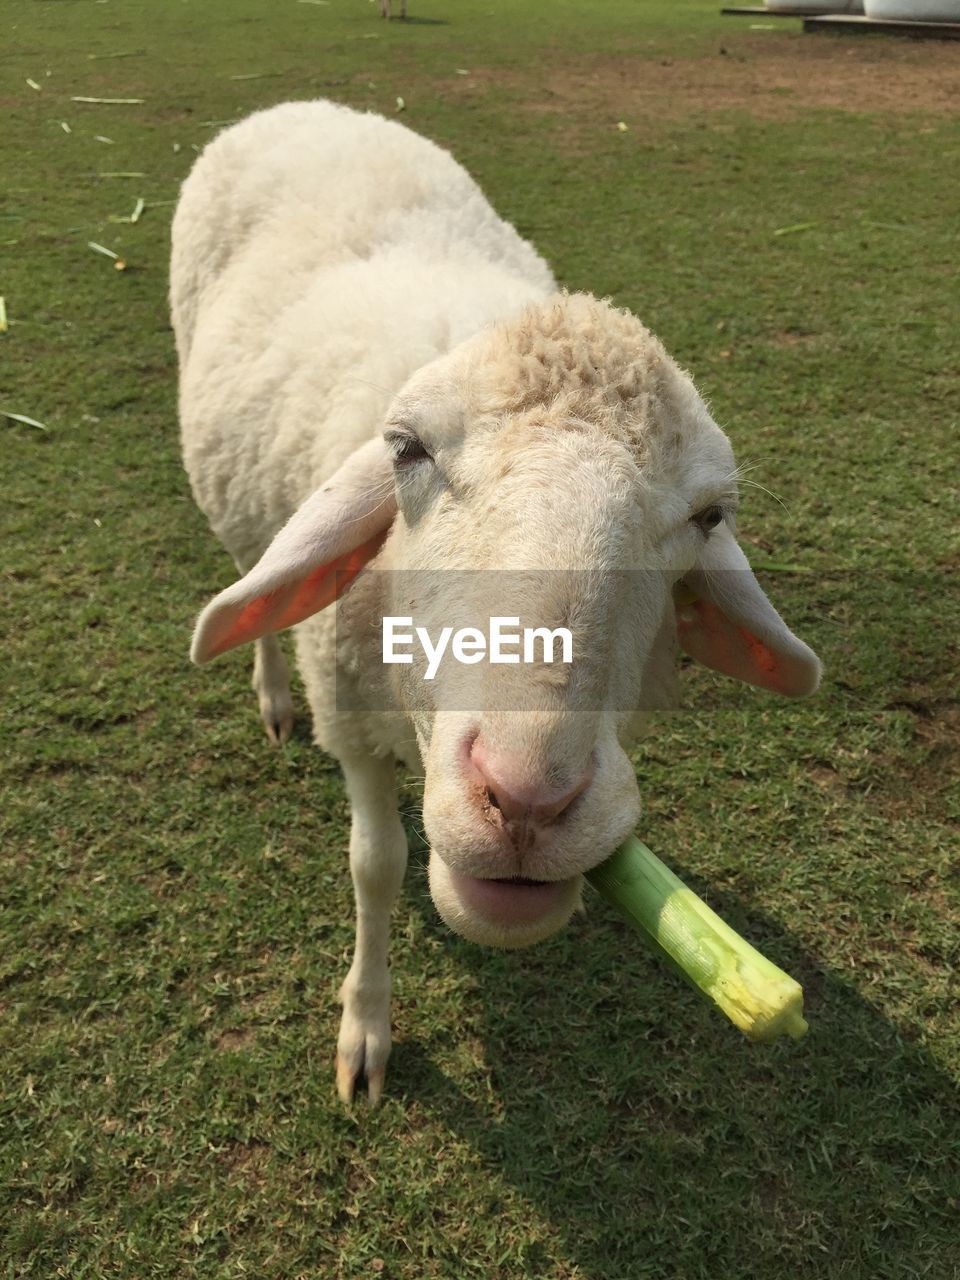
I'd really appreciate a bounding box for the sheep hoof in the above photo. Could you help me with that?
[365,1066,386,1105]
[263,707,294,748]
[336,985,391,1105]
[255,685,294,746]
[336,1049,385,1106]
[336,1052,361,1103]
[253,639,294,747]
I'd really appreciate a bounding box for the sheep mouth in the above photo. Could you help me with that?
[428,852,583,947]
[451,869,578,928]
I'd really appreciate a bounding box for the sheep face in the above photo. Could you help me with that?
[192,293,820,953]
[377,295,745,948]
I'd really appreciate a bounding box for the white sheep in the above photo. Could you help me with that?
[379,0,407,17]
[172,99,821,1104]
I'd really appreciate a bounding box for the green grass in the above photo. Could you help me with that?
[2,1,958,1276]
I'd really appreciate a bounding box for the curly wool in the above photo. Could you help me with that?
[469,292,700,461]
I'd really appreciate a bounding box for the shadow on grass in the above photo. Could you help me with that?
[393,850,959,1279]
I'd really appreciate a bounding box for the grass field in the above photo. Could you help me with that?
[3,1,959,1276]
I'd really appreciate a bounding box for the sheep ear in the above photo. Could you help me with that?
[191,437,396,663]
[675,524,821,697]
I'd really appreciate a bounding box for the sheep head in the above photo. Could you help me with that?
[192,293,821,949]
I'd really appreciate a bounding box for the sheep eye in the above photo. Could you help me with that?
[692,504,725,534]
[387,433,431,469]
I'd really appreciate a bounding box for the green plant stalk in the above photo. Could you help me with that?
[587,837,808,1043]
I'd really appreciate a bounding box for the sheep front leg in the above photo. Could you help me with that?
[336,752,408,1105]
[229,553,294,746]
[253,633,294,746]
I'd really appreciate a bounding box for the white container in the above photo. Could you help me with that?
[767,1,864,13]
[864,0,960,18]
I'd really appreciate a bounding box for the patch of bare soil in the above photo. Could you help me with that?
[214,1027,255,1052]
[445,34,960,124]
[881,699,960,822]
[218,1140,271,1176]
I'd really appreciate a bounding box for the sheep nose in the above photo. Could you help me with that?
[469,739,593,825]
